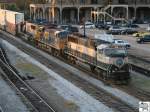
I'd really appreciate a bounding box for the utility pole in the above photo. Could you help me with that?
[51,0,55,23]
[24,0,26,17]
[134,0,137,20]
[82,17,86,37]
[60,0,62,24]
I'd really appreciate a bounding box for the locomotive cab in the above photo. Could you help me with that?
[96,44,130,81]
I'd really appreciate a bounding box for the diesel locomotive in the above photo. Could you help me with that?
[28,26,131,82]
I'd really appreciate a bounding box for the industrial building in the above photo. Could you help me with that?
[0,0,16,9]
[20,0,150,24]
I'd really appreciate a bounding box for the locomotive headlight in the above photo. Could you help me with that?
[137,38,141,41]
[116,58,124,67]
[114,68,118,71]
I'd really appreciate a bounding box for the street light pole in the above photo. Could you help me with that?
[50,0,55,23]
[84,22,86,37]
[134,0,136,19]
[60,0,62,24]
[24,0,26,18]
[83,17,86,37]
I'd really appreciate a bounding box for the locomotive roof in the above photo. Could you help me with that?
[69,33,114,41]
[97,44,126,50]
[45,28,62,32]
[97,44,111,50]
[69,33,114,43]
[68,33,92,39]
[45,28,68,33]
[94,34,114,43]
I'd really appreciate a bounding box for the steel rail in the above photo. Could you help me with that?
[0,48,56,112]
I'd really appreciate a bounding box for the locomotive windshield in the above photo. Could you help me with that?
[56,31,69,38]
[104,48,127,57]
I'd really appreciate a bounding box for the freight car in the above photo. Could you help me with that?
[32,28,130,82]
[0,9,24,35]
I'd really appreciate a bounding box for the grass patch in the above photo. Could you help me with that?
[15,61,49,80]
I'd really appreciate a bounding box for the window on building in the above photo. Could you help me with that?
[118,0,127,4]
[80,0,85,4]
[106,0,112,5]
[91,0,98,4]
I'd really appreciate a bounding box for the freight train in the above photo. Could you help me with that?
[28,26,131,83]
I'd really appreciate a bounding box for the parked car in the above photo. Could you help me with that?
[57,25,79,33]
[107,26,125,35]
[136,35,150,43]
[133,32,143,37]
[68,26,79,33]
[80,22,95,29]
[126,24,139,28]
[109,26,119,31]
[95,22,106,29]
[147,24,150,32]
[113,39,131,48]
[122,28,138,35]
[35,19,48,24]
[147,26,150,32]
[133,32,150,37]
[106,21,112,25]
[57,25,70,30]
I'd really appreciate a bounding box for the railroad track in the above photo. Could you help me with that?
[0,47,56,112]
[0,106,3,112]
[117,85,150,101]
[129,54,150,77]
[127,48,150,76]
[0,33,138,112]
[70,61,150,101]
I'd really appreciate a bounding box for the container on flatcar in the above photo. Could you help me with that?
[0,9,24,35]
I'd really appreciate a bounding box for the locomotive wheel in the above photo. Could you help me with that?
[67,55,71,61]
[102,71,108,81]
[72,57,76,64]
[67,55,72,63]
[63,52,67,59]
[90,65,95,72]
[97,69,104,79]
[70,57,76,64]
[72,59,76,64]
[51,48,55,56]
[49,48,52,54]
[55,51,59,57]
